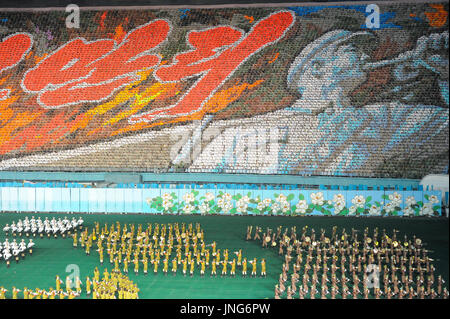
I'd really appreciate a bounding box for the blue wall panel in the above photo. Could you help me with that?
[105,188,117,213]
[36,188,45,212]
[24,187,36,212]
[44,188,53,212]
[132,189,143,213]
[123,189,134,213]
[54,188,63,212]
[79,188,89,213]
[97,188,107,213]
[70,188,80,213]
[61,188,71,212]
[1,187,11,211]
[88,189,100,213]
[115,189,125,213]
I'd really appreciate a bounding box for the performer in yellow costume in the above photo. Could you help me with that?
[143,258,148,275]
[65,276,72,293]
[250,258,257,277]
[230,259,236,277]
[221,260,228,277]
[123,258,129,274]
[261,259,266,277]
[23,288,29,299]
[172,258,178,275]
[133,258,139,275]
[94,267,100,282]
[200,259,206,276]
[163,258,169,275]
[211,259,217,276]
[72,233,78,248]
[55,275,63,292]
[86,277,92,295]
[189,259,195,277]
[242,258,247,277]
[0,287,7,299]
[12,287,20,299]
[75,276,82,294]
[153,259,159,274]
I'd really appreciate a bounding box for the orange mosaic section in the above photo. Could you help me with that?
[0,11,294,158]
[425,4,448,27]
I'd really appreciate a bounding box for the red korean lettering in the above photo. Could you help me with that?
[0,33,33,73]
[22,19,171,109]
[130,11,295,123]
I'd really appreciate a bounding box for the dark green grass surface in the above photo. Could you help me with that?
[0,212,448,299]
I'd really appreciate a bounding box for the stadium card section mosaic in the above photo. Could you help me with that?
[0,3,448,178]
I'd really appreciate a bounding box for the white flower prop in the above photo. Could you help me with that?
[182,204,194,214]
[310,192,324,206]
[384,202,395,214]
[428,195,439,205]
[271,203,281,214]
[199,202,209,214]
[420,203,433,216]
[405,196,416,207]
[403,206,414,217]
[351,195,365,209]
[162,193,173,201]
[333,194,345,205]
[388,192,402,207]
[348,205,357,215]
[368,205,381,216]
[256,201,265,211]
[281,201,291,213]
[182,192,195,204]
[205,192,215,202]
[222,202,233,213]
[217,198,225,209]
[241,195,250,204]
[236,199,248,213]
[263,198,272,207]
[334,202,345,214]
[295,200,308,214]
[162,199,173,211]
[222,193,232,202]
[276,194,287,203]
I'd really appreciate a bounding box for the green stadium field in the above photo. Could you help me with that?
[0,212,448,299]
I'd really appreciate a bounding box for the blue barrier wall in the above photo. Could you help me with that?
[0,171,421,189]
[0,186,442,217]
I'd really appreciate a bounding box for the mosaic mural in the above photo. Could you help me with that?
[0,3,448,177]
[0,185,442,216]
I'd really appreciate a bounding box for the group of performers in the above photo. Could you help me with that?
[89,267,139,299]
[0,268,138,299]
[7,286,79,299]
[3,216,83,238]
[247,225,449,299]
[0,238,35,267]
[0,275,80,299]
[73,221,266,278]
